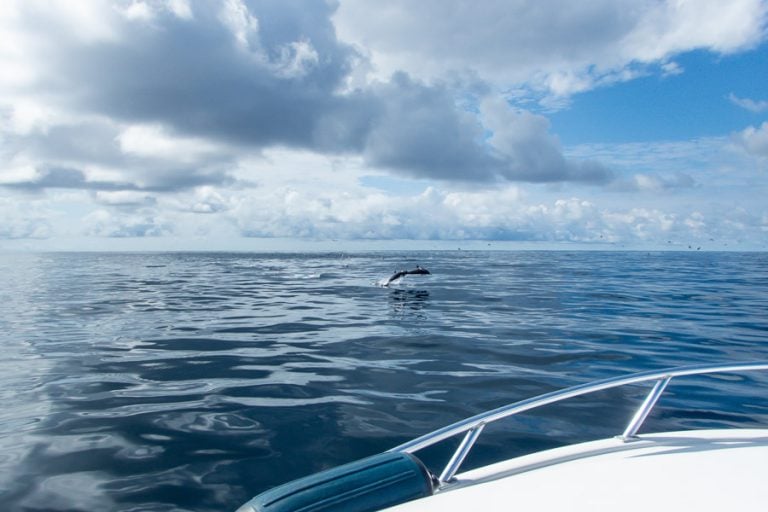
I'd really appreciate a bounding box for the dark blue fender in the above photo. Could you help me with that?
[237,452,436,512]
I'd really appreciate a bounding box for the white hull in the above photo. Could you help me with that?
[385,429,768,511]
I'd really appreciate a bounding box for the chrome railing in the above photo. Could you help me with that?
[389,361,768,485]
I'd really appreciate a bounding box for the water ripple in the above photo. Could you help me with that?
[0,251,766,511]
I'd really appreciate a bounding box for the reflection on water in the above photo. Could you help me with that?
[0,251,767,511]
[390,289,430,319]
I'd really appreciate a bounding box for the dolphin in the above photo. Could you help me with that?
[385,265,431,286]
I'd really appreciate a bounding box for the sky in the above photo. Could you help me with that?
[1,0,767,252]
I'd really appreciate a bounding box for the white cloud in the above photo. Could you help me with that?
[166,0,192,20]
[17,0,120,43]
[602,208,677,242]
[735,122,768,158]
[212,175,747,246]
[0,197,53,239]
[116,123,225,163]
[334,0,767,100]
[5,100,57,135]
[1,148,764,248]
[169,186,229,214]
[629,173,695,192]
[0,164,38,185]
[1,1,766,250]
[117,1,154,22]
[94,190,157,206]
[115,0,193,22]
[82,208,172,237]
[0,3,42,89]
[621,0,766,60]
[660,61,684,77]
[728,93,768,113]
[3,0,747,190]
[684,211,706,231]
[218,0,260,53]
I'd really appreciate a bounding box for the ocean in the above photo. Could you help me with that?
[1,250,767,511]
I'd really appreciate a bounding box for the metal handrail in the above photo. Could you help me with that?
[389,361,768,484]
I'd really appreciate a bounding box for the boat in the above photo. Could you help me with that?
[236,361,768,511]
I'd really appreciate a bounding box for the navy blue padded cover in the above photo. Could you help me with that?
[238,452,435,512]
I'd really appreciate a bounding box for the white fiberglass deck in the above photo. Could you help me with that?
[384,429,768,511]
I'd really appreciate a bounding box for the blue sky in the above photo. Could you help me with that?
[1,0,767,251]
[551,48,768,143]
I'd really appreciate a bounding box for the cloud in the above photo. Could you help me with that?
[82,208,173,237]
[1,160,236,194]
[171,186,229,214]
[0,1,766,248]
[359,80,612,183]
[615,172,696,192]
[565,137,748,187]
[115,124,220,161]
[167,0,194,20]
[225,183,758,246]
[3,1,357,147]
[334,0,768,100]
[0,197,52,239]
[117,1,155,22]
[361,74,495,181]
[734,122,768,158]
[480,97,613,183]
[94,191,157,207]
[0,0,613,187]
[0,113,239,193]
[729,93,768,113]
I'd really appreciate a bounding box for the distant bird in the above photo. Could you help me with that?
[385,265,431,286]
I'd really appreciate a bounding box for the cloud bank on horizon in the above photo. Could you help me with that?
[1,0,767,250]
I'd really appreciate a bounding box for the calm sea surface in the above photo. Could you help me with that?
[1,251,767,511]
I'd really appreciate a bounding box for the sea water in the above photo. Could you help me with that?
[1,251,767,511]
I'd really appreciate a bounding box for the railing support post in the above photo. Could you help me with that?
[439,423,485,483]
[621,376,671,441]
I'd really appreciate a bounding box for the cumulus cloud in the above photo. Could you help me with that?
[734,122,768,159]
[2,1,357,147]
[335,0,767,100]
[116,124,224,162]
[82,208,173,238]
[0,0,766,247]
[94,191,157,207]
[480,97,612,183]
[614,172,697,192]
[360,82,612,183]
[8,0,743,197]
[9,167,97,190]
[0,0,615,189]
[0,198,53,239]
[362,74,495,181]
[173,186,229,214]
[224,183,742,246]
[167,0,194,20]
[1,159,236,194]
[0,113,239,193]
